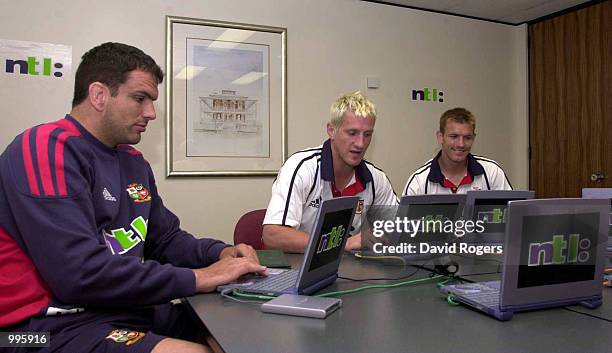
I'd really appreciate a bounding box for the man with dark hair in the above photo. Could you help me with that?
[71,42,164,107]
[403,107,512,195]
[0,42,265,353]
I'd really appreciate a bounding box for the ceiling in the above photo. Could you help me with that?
[362,0,594,25]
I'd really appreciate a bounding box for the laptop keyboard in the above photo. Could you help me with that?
[247,270,299,292]
[462,289,501,307]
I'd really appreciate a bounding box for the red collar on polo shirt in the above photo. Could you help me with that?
[443,174,473,194]
[331,175,365,197]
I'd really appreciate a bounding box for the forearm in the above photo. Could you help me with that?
[145,177,230,268]
[146,229,229,268]
[262,224,310,253]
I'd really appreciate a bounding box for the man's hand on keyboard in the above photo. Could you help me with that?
[220,243,260,265]
[193,256,267,293]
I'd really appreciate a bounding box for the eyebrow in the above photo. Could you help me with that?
[134,90,157,100]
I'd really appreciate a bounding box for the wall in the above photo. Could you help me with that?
[0,0,528,243]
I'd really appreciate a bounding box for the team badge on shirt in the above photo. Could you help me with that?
[126,183,152,203]
[106,329,145,346]
[356,200,364,214]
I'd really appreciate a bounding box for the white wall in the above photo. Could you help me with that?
[0,0,528,243]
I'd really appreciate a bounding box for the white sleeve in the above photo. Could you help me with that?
[374,171,399,206]
[403,172,424,196]
[489,165,513,191]
[263,155,315,228]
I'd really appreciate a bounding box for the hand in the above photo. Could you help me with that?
[219,244,260,264]
[344,233,362,251]
[193,256,267,293]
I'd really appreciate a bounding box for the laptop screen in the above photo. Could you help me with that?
[308,208,354,272]
[400,202,462,242]
[516,212,600,288]
[463,190,534,244]
[472,199,513,236]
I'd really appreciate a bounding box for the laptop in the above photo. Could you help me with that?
[440,198,609,320]
[356,194,466,260]
[581,188,612,253]
[461,190,535,245]
[218,196,359,296]
[582,187,612,201]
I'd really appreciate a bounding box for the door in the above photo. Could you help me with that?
[529,0,612,198]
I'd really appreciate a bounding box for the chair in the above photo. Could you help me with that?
[233,209,267,249]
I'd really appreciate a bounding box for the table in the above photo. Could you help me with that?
[187,254,612,353]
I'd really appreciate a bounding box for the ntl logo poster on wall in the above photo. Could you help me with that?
[0,39,71,79]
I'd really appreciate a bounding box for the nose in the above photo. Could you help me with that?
[456,137,466,148]
[353,134,366,149]
[143,101,156,121]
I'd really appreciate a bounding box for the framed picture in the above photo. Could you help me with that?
[165,16,287,176]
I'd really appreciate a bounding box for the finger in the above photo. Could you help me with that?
[237,245,259,263]
[221,246,237,259]
[251,251,261,265]
[234,244,248,257]
[237,257,266,273]
[245,247,260,264]
[251,263,267,274]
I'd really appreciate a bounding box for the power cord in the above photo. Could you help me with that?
[220,288,266,304]
[225,274,446,302]
[446,294,460,306]
[352,252,407,266]
[316,274,444,297]
[562,307,612,323]
[230,289,275,301]
[338,263,422,281]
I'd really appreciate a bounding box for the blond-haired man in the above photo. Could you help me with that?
[263,91,397,252]
[403,107,512,195]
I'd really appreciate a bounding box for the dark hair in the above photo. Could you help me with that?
[72,42,164,107]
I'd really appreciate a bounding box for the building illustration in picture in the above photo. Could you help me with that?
[195,90,260,134]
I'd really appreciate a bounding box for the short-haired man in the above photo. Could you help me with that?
[0,42,265,353]
[262,91,398,253]
[403,107,512,195]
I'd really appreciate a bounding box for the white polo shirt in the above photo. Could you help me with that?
[403,152,512,195]
[264,140,398,235]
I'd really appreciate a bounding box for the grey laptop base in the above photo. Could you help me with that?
[441,280,602,321]
[441,198,608,321]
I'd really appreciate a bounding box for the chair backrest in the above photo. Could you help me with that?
[233,209,267,249]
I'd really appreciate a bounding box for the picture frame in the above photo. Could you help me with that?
[165,16,287,176]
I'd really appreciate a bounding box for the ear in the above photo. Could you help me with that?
[436,130,443,145]
[326,123,336,139]
[88,82,109,112]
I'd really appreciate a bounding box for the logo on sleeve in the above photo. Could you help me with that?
[126,183,151,203]
[103,187,117,202]
[309,196,321,208]
[106,329,145,346]
[356,200,364,214]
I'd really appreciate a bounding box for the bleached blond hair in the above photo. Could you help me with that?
[329,91,377,127]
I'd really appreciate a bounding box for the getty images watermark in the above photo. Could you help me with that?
[370,217,503,256]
